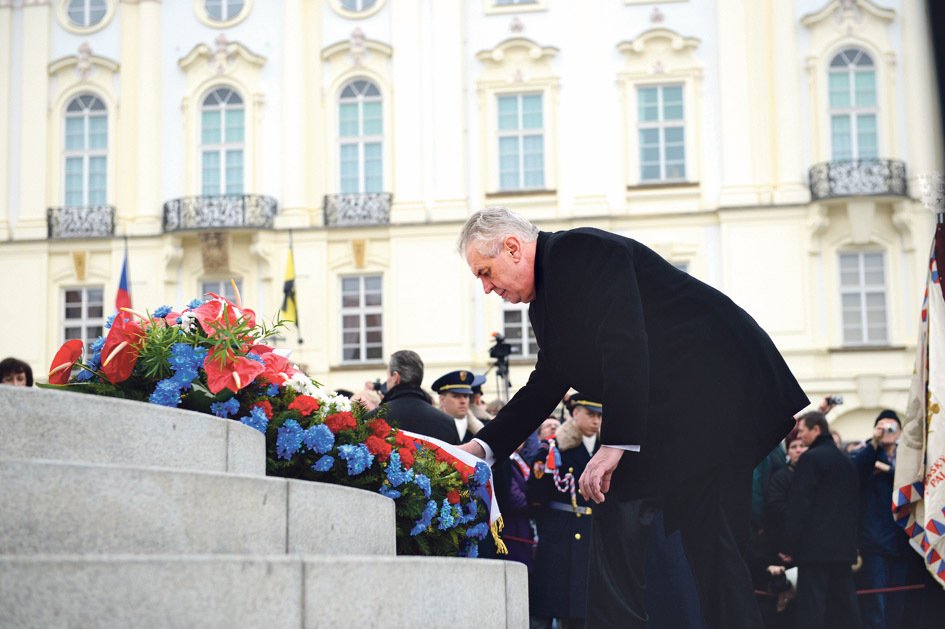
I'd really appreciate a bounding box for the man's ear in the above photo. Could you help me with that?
[505,236,522,260]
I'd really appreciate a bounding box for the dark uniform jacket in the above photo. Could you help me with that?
[527,424,597,620]
[852,443,910,557]
[476,229,809,518]
[782,434,859,564]
[370,385,459,445]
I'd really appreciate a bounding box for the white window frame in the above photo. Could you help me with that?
[62,286,106,350]
[63,94,108,207]
[340,274,384,364]
[200,87,245,196]
[66,0,107,28]
[204,0,244,22]
[338,79,383,194]
[496,92,545,192]
[828,48,879,161]
[839,251,888,346]
[637,84,686,183]
[200,278,243,303]
[501,302,537,360]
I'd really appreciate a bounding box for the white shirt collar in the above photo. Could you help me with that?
[582,434,597,455]
[454,416,468,441]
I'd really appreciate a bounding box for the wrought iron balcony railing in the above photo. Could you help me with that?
[47,205,116,239]
[808,159,908,201]
[323,193,392,227]
[163,194,278,232]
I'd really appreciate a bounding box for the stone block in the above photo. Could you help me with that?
[0,386,264,475]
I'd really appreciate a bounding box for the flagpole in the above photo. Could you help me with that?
[288,230,303,345]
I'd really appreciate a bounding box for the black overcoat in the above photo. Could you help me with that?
[369,385,460,445]
[476,228,809,513]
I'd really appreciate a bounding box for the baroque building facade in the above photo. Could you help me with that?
[0,0,941,438]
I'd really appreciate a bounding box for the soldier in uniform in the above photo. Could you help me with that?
[527,393,602,629]
[431,369,486,444]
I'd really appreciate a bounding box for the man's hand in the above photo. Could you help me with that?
[459,441,485,459]
[778,553,793,564]
[578,446,624,504]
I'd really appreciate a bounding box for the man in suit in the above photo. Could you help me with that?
[780,411,860,629]
[431,369,486,444]
[456,207,809,628]
[368,350,459,445]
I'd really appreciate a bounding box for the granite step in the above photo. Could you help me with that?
[0,386,264,475]
[0,458,395,557]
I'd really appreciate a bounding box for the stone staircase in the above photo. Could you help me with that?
[0,387,528,628]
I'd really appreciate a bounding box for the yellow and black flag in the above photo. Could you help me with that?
[281,233,302,343]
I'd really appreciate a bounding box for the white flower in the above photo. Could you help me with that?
[178,311,198,334]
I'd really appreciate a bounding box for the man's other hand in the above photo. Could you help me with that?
[578,446,624,503]
[459,441,485,459]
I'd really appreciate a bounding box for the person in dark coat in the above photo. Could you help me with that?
[456,207,809,629]
[527,393,602,628]
[431,369,486,444]
[852,409,911,629]
[367,350,459,445]
[780,411,860,629]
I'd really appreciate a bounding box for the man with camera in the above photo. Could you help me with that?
[851,409,911,629]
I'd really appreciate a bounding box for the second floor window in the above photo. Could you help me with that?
[341,275,383,362]
[201,278,242,303]
[67,0,107,27]
[204,0,244,22]
[63,286,105,351]
[839,251,887,346]
[502,302,538,359]
[498,93,544,191]
[829,48,878,161]
[201,87,244,196]
[638,84,685,182]
[339,79,383,194]
[64,94,107,207]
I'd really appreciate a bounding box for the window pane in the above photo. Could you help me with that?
[225,150,243,194]
[828,72,850,109]
[857,115,878,159]
[831,115,852,161]
[201,110,221,144]
[521,95,542,129]
[202,152,221,195]
[854,71,876,107]
[498,95,519,130]
[65,327,83,340]
[225,108,244,143]
[339,103,359,137]
[365,313,382,327]
[88,115,107,149]
[65,117,85,150]
[363,101,382,135]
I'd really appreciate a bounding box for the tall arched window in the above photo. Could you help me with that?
[829,48,878,161]
[64,94,107,207]
[201,87,244,196]
[338,79,382,194]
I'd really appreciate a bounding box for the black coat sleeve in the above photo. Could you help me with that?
[782,457,818,556]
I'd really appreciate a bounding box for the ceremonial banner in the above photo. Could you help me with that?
[894,173,945,587]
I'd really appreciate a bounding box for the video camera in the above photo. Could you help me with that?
[489,332,516,360]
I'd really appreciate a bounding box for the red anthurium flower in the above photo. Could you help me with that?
[259,352,298,385]
[100,316,144,384]
[199,293,257,336]
[368,418,392,439]
[204,354,265,394]
[398,447,415,469]
[365,435,392,462]
[248,344,274,357]
[48,339,84,385]
[288,395,320,416]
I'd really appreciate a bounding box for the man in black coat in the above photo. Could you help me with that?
[456,207,809,629]
[780,411,860,629]
[367,349,459,445]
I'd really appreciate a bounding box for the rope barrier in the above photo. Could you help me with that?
[755,583,926,598]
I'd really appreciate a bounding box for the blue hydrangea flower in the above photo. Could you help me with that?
[463,541,479,558]
[338,444,374,476]
[90,335,106,354]
[410,500,438,536]
[240,406,269,434]
[472,461,491,486]
[153,305,173,318]
[312,455,334,472]
[379,485,402,500]
[302,424,334,454]
[437,499,457,531]
[385,452,413,488]
[266,384,280,397]
[461,499,479,523]
[465,522,489,540]
[276,420,304,460]
[149,379,182,407]
[167,343,208,385]
[210,397,241,418]
[412,473,432,499]
[187,298,206,309]
[76,353,100,383]
[104,313,117,329]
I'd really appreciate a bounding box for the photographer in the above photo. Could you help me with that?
[851,410,910,629]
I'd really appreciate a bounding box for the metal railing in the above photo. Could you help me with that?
[163,194,278,232]
[323,193,392,226]
[808,159,908,201]
[47,205,116,239]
